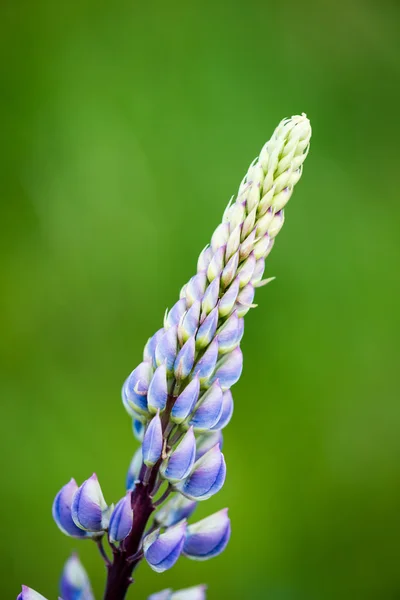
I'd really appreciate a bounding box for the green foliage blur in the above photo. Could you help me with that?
[1,0,400,598]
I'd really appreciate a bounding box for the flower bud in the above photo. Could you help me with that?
[52,479,91,539]
[251,257,265,286]
[236,283,255,317]
[17,587,47,600]
[123,361,153,415]
[211,390,233,430]
[221,251,239,288]
[195,431,223,461]
[241,205,257,240]
[271,185,293,211]
[108,492,133,544]
[211,347,243,391]
[225,201,245,230]
[183,509,230,561]
[164,300,186,329]
[147,363,168,413]
[161,427,196,483]
[253,232,272,260]
[71,474,112,532]
[239,228,256,261]
[185,273,207,307]
[217,311,241,355]
[174,444,226,501]
[189,381,224,432]
[237,252,256,288]
[60,553,94,600]
[171,377,200,424]
[174,336,195,380]
[178,301,200,344]
[195,307,218,349]
[268,209,285,238]
[142,412,163,467]
[192,338,219,384]
[197,246,213,272]
[206,247,225,282]
[126,447,143,491]
[211,222,229,252]
[218,278,239,317]
[155,326,179,372]
[155,494,197,528]
[143,520,186,573]
[201,277,220,316]
[225,224,241,261]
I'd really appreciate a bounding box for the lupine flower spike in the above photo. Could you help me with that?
[17,114,311,599]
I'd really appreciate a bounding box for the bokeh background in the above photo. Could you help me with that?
[1,0,400,598]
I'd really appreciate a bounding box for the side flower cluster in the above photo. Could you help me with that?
[18,114,311,599]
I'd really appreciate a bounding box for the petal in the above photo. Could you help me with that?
[189,381,224,432]
[183,508,230,561]
[197,246,213,272]
[147,363,168,413]
[218,278,239,317]
[164,300,186,329]
[144,329,165,366]
[195,431,223,461]
[71,474,111,532]
[207,247,225,282]
[109,493,133,544]
[144,521,186,573]
[52,479,90,539]
[171,586,207,600]
[211,347,243,391]
[171,377,200,424]
[126,447,143,491]
[185,273,207,307]
[18,586,48,600]
[155,326,179,372]
[217,311,241,355]
[192,338,219,385]
[196,307,218,349]
[210,390,233,430]
[174,336,195,380]
[201,277,220,316]
[161,428,196,483]
[123,362,153,415]
[142,412,163,467]
[175,445,226,501]
[178,301,201,344]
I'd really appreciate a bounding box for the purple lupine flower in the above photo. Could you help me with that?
[60,553,94,600]
[52,479,90,539]
[174,445,226,501]
[71,474,112,532]
[143,520,187,573]
[183,509,231,560]
[19,115,311,600]
[108,493,134,544]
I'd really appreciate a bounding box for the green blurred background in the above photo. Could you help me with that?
[1,0,400,598]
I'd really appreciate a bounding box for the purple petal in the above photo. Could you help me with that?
[185,273,207,307]
[211,347,243,391]
[155,326,178,372]
[123,362,153,415]
[178,301,201,344]
[201,277,220,316]
[132,419,145,442]
[161,428,196,483]
[211,222,229,253]
[218,278,239,317]
[251,257,266,285]
[109,493,133,544]
[217,311,241,355]
[193,338,219,384]
[18,587,48,600]
[236,283,255,317]
[143,412,163,467]
[207,247,225,282]
[147,363,168,413]
[239,229,257,261]
[197,246,213,272]
[237,252,256,287]
[71,474,111,532]
[211,390,233,430]
[171,377,200,424]
[174,336,195,380]
[147,591,172,600]
[52,479,89,539]
[196,307,218,350]
[165,300,187,329]
[144,521,187,573]
[221,251,239,288]
[175,445,226,501]
[183,508,231,561]
[189,381,224,432]
[171,586,207,600]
